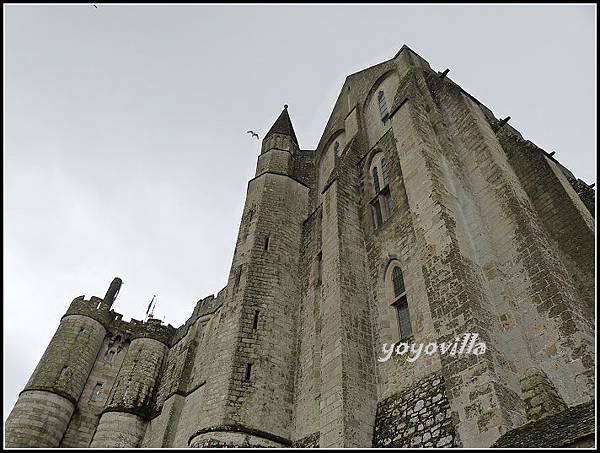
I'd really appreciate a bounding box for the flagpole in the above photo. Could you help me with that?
[150,295,157,319]
[145,295,156,322]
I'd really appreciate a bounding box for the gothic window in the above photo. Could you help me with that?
[378,90,389,123]
[395,300,412,340]
[392,266,405,297]
[90,382,103,401]
[369,152,396,229]
[381,157,390,186]
[105,350,115,363]
[372,167,381,193]
[390,266,412,340]
[372,199,383,228]
[383,188,395,217]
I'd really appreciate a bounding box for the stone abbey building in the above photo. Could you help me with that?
[5,46,595,448]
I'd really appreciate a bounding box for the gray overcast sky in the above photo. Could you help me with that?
[4,4,596,418]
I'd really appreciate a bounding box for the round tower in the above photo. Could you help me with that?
[5,278,122,448]
[90,319,169,448]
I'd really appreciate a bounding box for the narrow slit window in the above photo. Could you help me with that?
[378,90,389,122]
[381,157,390,187]
[316,252,322,286]
[244,363,252,381]
[253,310,260,329]
[235,266,243,286]
[59,366,69,380]
[264,236,270,251]
[90,383,103,401]
[105,350,115,363]
[334,141,340,157]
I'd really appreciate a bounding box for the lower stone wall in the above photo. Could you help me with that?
[89,411,147,447]
[189,428,288,448]
[492,401,595,448]
[4,390,75,448]
[373,372,455,447]
[292,432,320,448]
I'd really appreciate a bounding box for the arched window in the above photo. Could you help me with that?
[369,152,396,229]
[392,267,405,297]
[381,157,390,186]
[391,266,412,340]
[378,90,389,123]
[372,166,381,193]
[372,200,383,228]
[90,382,103,401]
[105,350,115,363]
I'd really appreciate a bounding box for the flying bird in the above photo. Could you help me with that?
[247,130,260,140]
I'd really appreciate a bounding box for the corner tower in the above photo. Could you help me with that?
[188,106,310,447]
[5,278,122,448]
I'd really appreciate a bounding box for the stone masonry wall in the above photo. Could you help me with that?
[393,66,526,446]
[520,368,568,422]
[5,390,76,448]
[361,127,443,398]
[5,46,595,450]
[223,172,309,439]
[89,412,147,448]
[493,125,595,329]
[24,314,106,403]
[373,372,455,447]
[60,334,130,447]
[103,337,168,419]
[292,206,323,441]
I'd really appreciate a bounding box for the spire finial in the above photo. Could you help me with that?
[284,104,288,110]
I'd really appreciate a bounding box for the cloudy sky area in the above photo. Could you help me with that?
[4,4,595,417]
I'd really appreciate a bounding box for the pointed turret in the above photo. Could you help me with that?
[264,104,298,144]
[261,105,299,154]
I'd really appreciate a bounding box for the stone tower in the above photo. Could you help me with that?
[5,46,595,448]
[5,278,122,447]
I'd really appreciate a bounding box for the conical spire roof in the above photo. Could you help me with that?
[264,105,298,145]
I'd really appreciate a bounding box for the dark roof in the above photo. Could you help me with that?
[492,401,595,448]
[264,105,298,145]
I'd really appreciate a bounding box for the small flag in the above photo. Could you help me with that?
[146,295,156,316]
